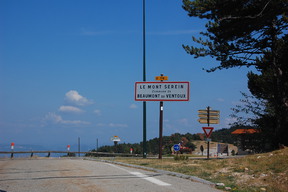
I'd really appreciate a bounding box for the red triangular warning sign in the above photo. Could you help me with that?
[202,127,214,138]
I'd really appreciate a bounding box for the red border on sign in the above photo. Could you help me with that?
[202,127,214,138]
[135,81,190,101]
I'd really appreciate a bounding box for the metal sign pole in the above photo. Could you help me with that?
[207,106,210,160]
[142,0,147,159]
[198,107,219,160]
[159,101,163,159]
[158,74,164,159]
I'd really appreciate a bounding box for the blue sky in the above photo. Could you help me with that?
[0,0,252,149]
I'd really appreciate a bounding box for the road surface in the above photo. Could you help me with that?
[0,158,221,192]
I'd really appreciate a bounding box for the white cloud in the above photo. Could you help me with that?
[44,112,62,124]
[224,117,237,127]
[217,98,225,102]
[80,28,135,36]
[178,118,190,126]
[108,123,128,128]
[59,105,84,113]
[148,29,200,35]
[96,123,128,128]
[129,104,138,109]
[65,90,93,106]
[94,109,101,116]
[43,112,90,125]
[96,123,106,127]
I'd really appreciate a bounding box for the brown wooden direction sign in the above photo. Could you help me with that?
[197,108,220,124]
[198,119,220,124]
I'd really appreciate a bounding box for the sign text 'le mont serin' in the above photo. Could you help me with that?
[135,82,190,101]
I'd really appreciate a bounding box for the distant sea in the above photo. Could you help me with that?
[0,143,102,158]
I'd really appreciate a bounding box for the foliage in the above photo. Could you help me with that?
[209,125,267,152]
[174,155,189,161]
[182,0,288,148]
[182,0,287,71]
[210,127,238,144]
[231,92,279,151]
[247,36,288,147]
[93,133,198,155]
[94,143,142,154]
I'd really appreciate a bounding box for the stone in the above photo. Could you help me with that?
[225,187,232,190]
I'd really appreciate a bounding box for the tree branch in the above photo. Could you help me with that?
[218,0,272,22]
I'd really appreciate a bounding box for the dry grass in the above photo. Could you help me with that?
[111,148,288,192]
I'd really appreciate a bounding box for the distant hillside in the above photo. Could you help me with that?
[95,130,240,155]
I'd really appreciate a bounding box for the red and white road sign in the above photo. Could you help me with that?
[11,142,15,150]
[135,82,190,101]
[202,127,214,138]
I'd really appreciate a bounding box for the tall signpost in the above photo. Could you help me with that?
[142,0,147,159]
[135,75,190,159]
[157,74,165,159]
[198,106,220,159]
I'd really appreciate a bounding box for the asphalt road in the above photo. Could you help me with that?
[0,158,221,192]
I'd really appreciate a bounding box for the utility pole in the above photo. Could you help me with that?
[96,138,98,151]
[78,137,80,157]
[142,0,147,158]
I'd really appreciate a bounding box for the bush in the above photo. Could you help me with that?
[174,155,188,161]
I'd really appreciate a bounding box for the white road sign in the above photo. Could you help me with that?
[135,82,190,101]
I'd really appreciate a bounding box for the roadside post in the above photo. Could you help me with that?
[135,75,190,159]
[78,137,80,157]
[198,107,220,159]
[10,142,15,159]
[67,145,70,156]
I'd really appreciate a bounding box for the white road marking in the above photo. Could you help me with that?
[107,163,171,186]
[130,171,171,186]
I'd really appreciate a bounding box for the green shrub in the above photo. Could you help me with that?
[174,155,188,161]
